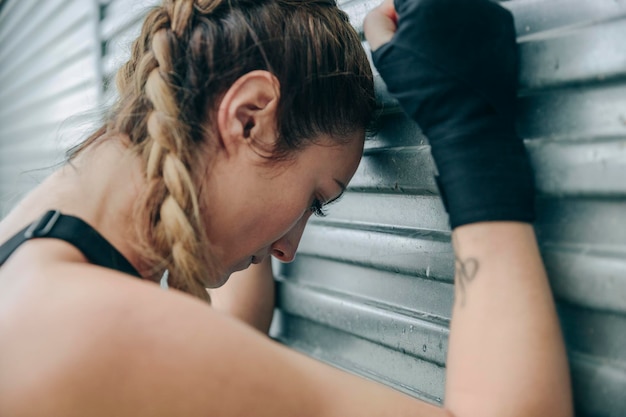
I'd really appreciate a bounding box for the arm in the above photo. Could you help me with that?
[208,257,275,333]
[364,1,573,415]
[445,222,572,417]
[20,232,566,417]
[45,250,565,417]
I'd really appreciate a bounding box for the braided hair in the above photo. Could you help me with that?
[70,0,375,301]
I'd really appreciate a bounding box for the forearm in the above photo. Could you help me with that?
[444,222,572,417]
[209,257,275,334]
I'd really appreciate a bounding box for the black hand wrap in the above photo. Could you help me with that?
[371,0,535,229]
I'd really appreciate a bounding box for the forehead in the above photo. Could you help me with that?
[297,131,364,176]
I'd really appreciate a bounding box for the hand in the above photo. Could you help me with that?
[363,0,397,51]
[368,0,535,229]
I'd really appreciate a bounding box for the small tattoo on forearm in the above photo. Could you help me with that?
[454,257,479,307]
[452,236,479,307]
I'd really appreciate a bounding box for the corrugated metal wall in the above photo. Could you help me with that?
[273,1,626,417]
[0,0,101,216]
[0,1,624,416]
[99,0,159,105]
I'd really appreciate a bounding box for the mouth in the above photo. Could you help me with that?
[229,255,265,276]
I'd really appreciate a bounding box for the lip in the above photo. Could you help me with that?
[229,255,265,275]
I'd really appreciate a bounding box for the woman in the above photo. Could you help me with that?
[0,0,572,416]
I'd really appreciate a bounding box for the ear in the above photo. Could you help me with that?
[216,70,280,157]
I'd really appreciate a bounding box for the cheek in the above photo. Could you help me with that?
[256,197,310,242]
[270,203,307,233]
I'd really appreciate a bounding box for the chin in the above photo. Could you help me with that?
[208,257,254,288]
[233,257,254,273]
[206,272,231,289]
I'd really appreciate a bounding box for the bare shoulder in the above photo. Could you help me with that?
[0,259,445,417]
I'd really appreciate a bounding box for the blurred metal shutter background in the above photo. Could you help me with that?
[99,0,159,106]
[0,0,624,416]
[272,1,626,417]
[0,0,101,216]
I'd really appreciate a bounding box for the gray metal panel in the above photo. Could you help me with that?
[273,1,626,416]
[0,0,101,217]
[100,0,159,104]
[2,0,624,415]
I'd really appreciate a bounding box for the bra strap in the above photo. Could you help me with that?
[0,210,141,278]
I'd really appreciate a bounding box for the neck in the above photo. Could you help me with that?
[0,135,149,276]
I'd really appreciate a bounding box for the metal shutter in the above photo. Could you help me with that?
[1,0,624,415]
[0,0,101,216]
[100,0,159,105]
[272,1,626,416]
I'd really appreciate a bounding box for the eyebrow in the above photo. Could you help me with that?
[326,179,347,205]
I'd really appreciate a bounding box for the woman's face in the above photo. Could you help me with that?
[204,133,364,286]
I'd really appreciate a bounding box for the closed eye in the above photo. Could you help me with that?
[310,179,347,218]
[310,199,328,218]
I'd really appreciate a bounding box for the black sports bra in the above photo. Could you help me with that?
[0,210,141,277]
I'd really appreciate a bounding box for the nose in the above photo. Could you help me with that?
[271,213,310,263]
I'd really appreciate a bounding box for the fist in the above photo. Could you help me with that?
[363,0,398,51]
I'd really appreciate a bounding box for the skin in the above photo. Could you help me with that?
[205,72,361,282]
[0,3,573,416]
[209,256,276,333]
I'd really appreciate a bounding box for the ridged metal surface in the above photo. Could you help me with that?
[273,1,626,416]
[100,0,159,104]
[1,1,624,415]
[0,0,101,217]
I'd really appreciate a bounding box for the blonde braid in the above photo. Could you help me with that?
[136,1,222,301]
[71,0,376,301]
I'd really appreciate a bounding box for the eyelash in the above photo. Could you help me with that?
[310,199,328,217]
